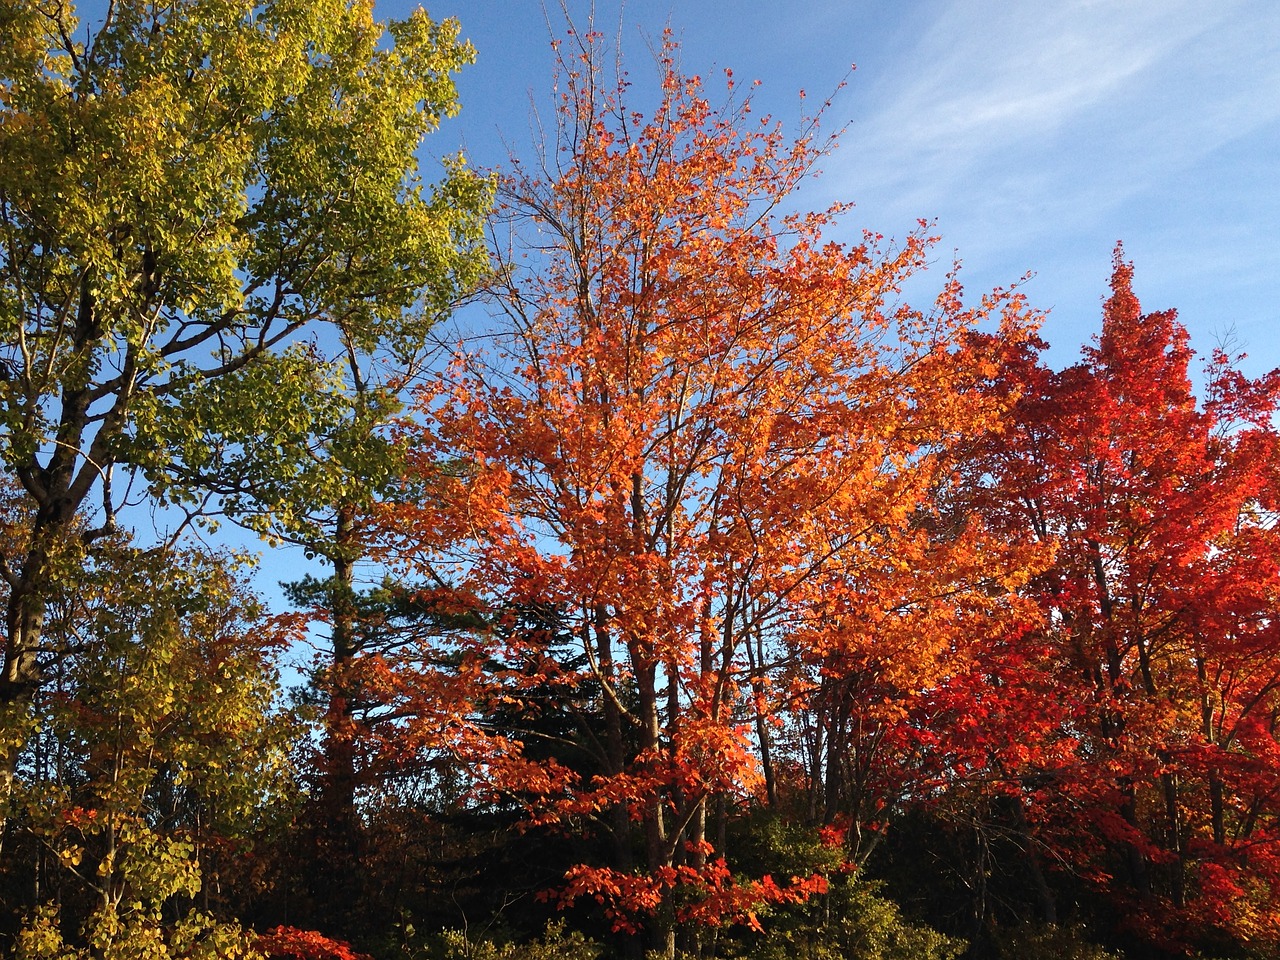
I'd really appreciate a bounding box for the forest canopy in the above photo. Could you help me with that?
[1,4,1278,960]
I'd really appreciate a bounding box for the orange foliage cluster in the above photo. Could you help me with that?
[256,926,374,960]
[553,857,828,935]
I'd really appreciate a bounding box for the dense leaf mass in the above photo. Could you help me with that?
[1,7,1278,960]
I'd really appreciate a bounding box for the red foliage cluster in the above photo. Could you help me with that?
[255,926,373,960]
[552,857,828,934]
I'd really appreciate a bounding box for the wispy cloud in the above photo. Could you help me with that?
[826,0,1280,260]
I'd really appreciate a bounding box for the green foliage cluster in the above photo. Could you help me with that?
[721,819,964,960]
[0,0,486,951]
[987,924,1123,960]
[404,922,603,960]
[7,545,284,957]
[742,880,966,960]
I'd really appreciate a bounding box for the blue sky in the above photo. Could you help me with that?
[404,0,1280,374]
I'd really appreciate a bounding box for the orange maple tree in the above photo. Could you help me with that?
[382,30,1039,953]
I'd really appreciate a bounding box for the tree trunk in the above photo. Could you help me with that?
[0,528,59,853]
[309,504,363,933]
[321,505,360,837]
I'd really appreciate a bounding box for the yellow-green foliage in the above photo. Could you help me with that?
[726,819,965,960]
[406,921,603,960]
[990,923,1123,960]
[0,0,491,827]
[11,544,290,957]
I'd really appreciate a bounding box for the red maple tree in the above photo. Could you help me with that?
[956,247,1280,951]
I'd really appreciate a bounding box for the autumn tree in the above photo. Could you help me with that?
[954,248,1280,954]
[0,0,489,837]
[384,30,1038,956]
[2,537,292,957]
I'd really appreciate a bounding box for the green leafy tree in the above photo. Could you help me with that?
[0,0,490,835]
[729,819,965,960]
[5,541,291,956]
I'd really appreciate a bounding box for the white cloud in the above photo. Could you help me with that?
[786,0,1278,366]
[829,0,1280,246]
